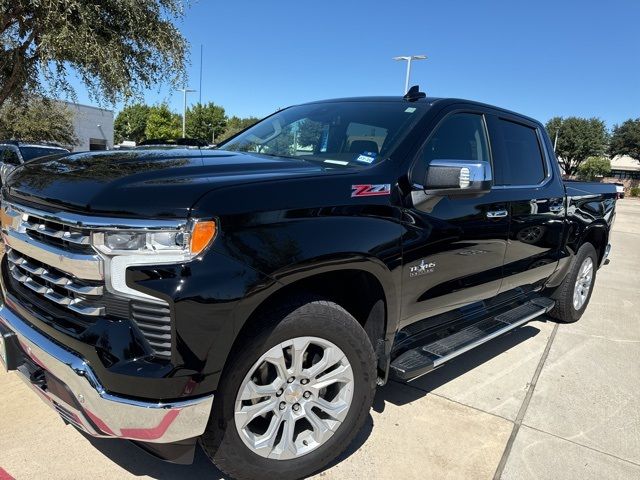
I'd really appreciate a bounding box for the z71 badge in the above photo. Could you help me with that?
[351,184,391,198]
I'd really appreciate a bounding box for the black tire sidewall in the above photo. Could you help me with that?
[559,243,598,322]
[201,300,377,480]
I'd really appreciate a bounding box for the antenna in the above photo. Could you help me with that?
[403,85,426,101]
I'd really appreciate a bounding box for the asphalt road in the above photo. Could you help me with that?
[1,200,639,480]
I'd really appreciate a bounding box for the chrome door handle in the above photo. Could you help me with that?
[486,210,508,219]
[549,204,563,213]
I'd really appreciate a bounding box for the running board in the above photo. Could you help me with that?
[389,297,555,381]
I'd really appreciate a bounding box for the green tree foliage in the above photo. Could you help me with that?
[296,119,324,149]
[0,0,188,108]
[185,103,227,143]
[609,118,640,161]
[114,104,151,144]
[219,115,260,142]
[577,156,611,181]
[0,97,77,146]
[546,117,608,176]
[144,104,182,140]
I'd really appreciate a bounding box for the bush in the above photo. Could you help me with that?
[630,187,640,197]
[577,156,611,181]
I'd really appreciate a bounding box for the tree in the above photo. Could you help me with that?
[114,104,151,144]
[610,118,640,161]
[0,97,77,146]
[219,116,261,142]
[296,119,324,148]
[0,1,188,109]
[144,104,182,140]
[546,117,608,176]
[185,103,227,143]
[577,156,611,181]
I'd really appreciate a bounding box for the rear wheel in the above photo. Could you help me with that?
[200,298,377,480]
[549,242,598,323]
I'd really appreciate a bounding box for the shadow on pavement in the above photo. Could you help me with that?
[374,321,546,412]
[86,435,228,479]
[85,321,546,478]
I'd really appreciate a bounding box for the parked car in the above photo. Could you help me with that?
[0,140,70,184]
[0,89,616,480]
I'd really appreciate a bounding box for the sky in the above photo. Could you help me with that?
[68,0,640,127]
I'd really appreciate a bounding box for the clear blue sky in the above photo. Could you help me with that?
[69,0,640,127]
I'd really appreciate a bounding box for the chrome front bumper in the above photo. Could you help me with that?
[0,302,213,443]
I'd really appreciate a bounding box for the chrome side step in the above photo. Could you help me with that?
[389,297,555,381]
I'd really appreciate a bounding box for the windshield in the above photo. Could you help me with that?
[219,102,425,166]
[19,146,68,161]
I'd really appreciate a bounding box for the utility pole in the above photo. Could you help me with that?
[393,55,427,94]
[199,44,203,104]
[554,122,562,153]
[178,88,196,138]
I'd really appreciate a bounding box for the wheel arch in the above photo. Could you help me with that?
[226,261,399,382]
[579,221,609,266]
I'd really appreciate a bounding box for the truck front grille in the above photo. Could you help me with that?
[22,211,93,253]
[7,248,106,316]
[2,202,174,359]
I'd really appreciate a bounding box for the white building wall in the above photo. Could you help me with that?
[58,101,114,152]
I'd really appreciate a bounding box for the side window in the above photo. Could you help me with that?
[422,113,490,163]
[2,147,21,165]
[497,119,546,185]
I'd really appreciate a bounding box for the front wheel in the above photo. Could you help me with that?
[200,298,377,480]
[549,242,598,323]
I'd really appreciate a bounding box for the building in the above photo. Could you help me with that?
[609,155,640,180]
[58,101,114,152]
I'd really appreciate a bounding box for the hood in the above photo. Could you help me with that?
[4,149,329,218]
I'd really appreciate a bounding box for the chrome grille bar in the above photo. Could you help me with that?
[7,248,105,317]
[3,229,103,281]
[25,219,90,245]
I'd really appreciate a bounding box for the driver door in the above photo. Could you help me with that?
[400,109,509,328]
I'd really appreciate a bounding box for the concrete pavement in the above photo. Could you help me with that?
[1,200,639,479]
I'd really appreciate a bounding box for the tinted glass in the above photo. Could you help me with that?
[2,147,21,165]
[19,146,67,161]
[219,102,426,167]
[498,119,545,185]
[421,113,489,163]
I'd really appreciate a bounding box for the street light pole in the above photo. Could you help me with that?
[393,55,427,94]
[178,88,196,138]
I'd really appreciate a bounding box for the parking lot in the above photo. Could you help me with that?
[0,200,638,480]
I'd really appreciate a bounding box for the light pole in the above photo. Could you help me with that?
[393,55,427,94]
[178,88,196,138]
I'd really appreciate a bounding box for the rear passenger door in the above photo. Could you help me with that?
[487,114,565,294]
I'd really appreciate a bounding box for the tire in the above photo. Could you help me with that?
[200,297,377,480]
[549,242,598,323]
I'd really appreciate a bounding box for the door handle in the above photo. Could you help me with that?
[549,204,564,213]
[486,209,508,219]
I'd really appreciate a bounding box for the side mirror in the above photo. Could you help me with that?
[423,159,492,196]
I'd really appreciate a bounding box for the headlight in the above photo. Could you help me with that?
[101,230,182,252]
[91,220,217,302]
[92,220,216,258]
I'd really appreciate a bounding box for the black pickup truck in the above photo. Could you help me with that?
[0,89,616,480]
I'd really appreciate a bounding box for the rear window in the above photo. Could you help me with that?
[497,120,546,185]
